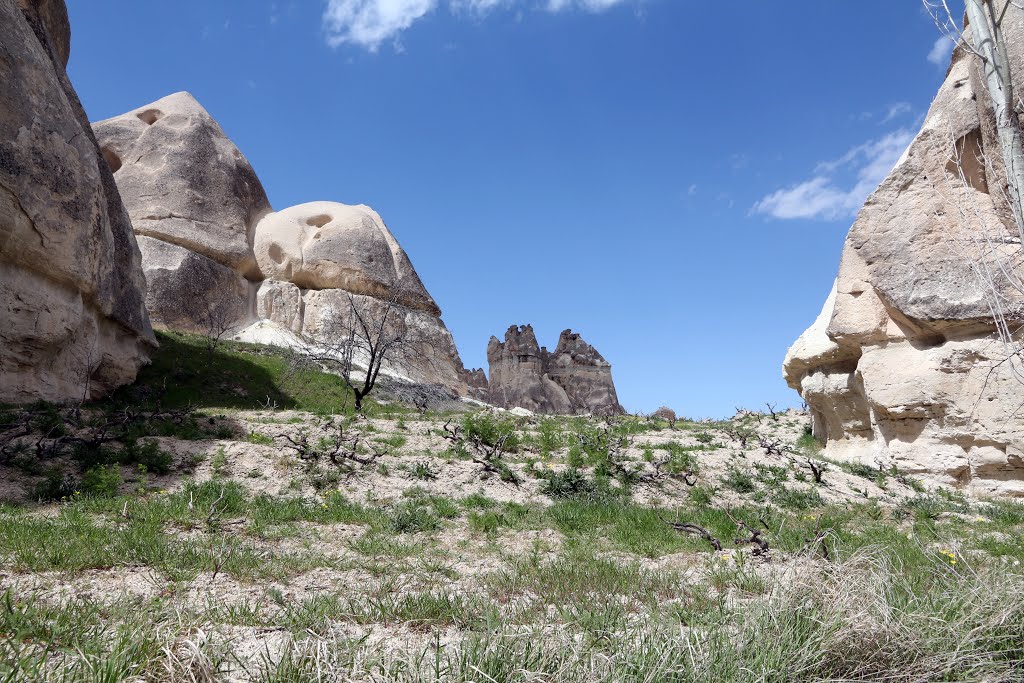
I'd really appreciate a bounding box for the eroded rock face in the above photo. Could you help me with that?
[546,330,623,416]
[1,0,155,403]
[783,6,1024,497]
[248,202,468,391]
[93,92,272,278]
[462,368,489,401]
[487,325,623,415]
[137,236,250,337]
[93,94,469,395]
[253,202,439,315]
[487,325,572,415]
[300,288,467,390]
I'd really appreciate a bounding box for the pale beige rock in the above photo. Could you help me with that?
[301,289,466,389]
[256,280,304,334]
[253,202,439,315]
[783,5,1024,496]
[0,0,154,403]
[92,92,272,278]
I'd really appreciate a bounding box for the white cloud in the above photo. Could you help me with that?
[881,101,912,123]
[324,0,438,51]
[927,35,955,65]
[324,0,631,50]
[547,0,627,10]
[753,129,915,221]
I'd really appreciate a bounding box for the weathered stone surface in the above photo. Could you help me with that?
[783,5,1024,496]
[546,329,623,416]
[137,236,249,336]
[301,289,466,390]
[93,93,468,397]
[253,202,439,315]
[653,406,677,423]
[462,368,489,401]
[0,0,154,403]
[255,280,303,334]
[93,92,272,278]
[487,325,623,415]
[487,326,571,415]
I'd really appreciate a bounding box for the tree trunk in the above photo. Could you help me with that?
[968,0,1024,244]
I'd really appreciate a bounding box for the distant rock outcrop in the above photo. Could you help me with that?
[487,325,622,415]
[94,95,471,394]
[1,0,155,403]
[462,368,489,401]
[783,5,1024,497]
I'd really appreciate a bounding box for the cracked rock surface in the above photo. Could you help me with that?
[0,0,154,403]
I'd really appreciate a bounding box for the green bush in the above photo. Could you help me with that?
[80,465,121,498]
[122,439,173,475]
[540,468,596,500]
[387,501,441,534]
[773,486,823,510]
[32,470,78,502]
[461,412,521,454]
[723,467,757,494]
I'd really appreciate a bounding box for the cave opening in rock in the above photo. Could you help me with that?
[945,129,988,194]
[136,109,164,125]
[101,147,122,173]
[306,214,332,228]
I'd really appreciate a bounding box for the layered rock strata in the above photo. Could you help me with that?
[783,5,1024,496]
[487,325,623,415]
[1,0,155,403]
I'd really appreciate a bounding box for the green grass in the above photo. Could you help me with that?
[106,330,380,414]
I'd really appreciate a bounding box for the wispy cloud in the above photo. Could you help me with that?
[752,129,915,221]
[324,0,632,51]
[927,35,955,65]
[881,101,912,124]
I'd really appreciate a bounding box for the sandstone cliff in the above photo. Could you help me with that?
[783,5,1024,496]
[0,0,154,403]
[487,325,622,415]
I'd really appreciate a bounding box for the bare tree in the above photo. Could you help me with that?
[292,288,435,412]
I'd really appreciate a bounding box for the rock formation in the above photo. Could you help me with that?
[253,202,438,315]
[92,92,269,335]
[1,0,155,403]
[462,368,489,401]
[94,95,471,393]
[783,6,1024,497]
[487,325,623,415]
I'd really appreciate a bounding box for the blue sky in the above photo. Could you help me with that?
[67,1,957,417]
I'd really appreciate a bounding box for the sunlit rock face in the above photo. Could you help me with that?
[1,0,155,403]
[95,93,471,393]
[487,325,623,416]
[784,5,1024,497]
[92,92,270,335]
